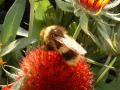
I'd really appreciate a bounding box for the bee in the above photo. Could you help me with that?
[40,25,87,65]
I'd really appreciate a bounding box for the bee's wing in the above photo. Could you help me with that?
[55,34,87,55]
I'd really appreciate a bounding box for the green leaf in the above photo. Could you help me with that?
[95,72,108,88]
[45,15,53,26]
[61,12,74,27]
[2,65,21,80]
[10,50,23,68]
[10,75,26,90]
[17,27,28,37]
[80,18,103,50]
[0,37,37,57]
[32,2,45,47]
[97,78,120,90]
[0,0,26,50]
[30,0,55,12]
[67,22,78,36]
[73,23,81,39]
[91,65,101,74]
[80,13,89,35]
[87,50,106,61]
[55,0,74,12]
[56,5,63,23]
[41,0,55,12]
[45,14,60,26]
[95,57,117,84]
[96,18,116,52]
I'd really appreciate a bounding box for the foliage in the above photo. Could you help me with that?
[0,0,120,90]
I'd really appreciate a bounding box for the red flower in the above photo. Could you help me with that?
[2,46,93,90]
[79,0,110,11]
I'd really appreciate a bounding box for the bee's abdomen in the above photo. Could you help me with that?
[62,50,78,61]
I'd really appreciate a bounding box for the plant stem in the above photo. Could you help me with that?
[73,23,81,40]
[28,0,35,37]
[93,54,112,84]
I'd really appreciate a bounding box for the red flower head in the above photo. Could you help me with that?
[79,0,110,11]
[2,46,93,90]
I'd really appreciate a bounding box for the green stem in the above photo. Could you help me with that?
[93,54,112,84]
[73,23,81,40]
[28,0,35,37]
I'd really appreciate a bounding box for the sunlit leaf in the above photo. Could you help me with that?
[0,37,37,57]
[0,0,26,50]
[17,27,28,37]
[55,0,74,12]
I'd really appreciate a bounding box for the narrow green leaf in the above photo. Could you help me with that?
[2,65,22,80]
[83,30,103,50]
[56,5,63,23]
[67,22,78,36]
[45,15,53,26]
[105,12,120,21]
[87,51,106,61]
[96,18,116,52]
[95,72,108,88]
[73,23,81,39]
[80,13,103,49]
[55,0,74,12]
[80,13,89,35]
[113,33,117,48]
[0,0,26,50]
[95,57,117,84]
[10,75,26,90]
[61,12,74,27]
[4,65,23,72]
[32,2,45,47]
[0,37,37,57]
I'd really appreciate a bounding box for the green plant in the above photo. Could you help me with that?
[0,0,120,90]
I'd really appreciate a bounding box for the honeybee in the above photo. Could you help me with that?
[40,25,87,65]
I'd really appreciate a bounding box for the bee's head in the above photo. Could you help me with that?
[49,25,68,38]
[40,25,67,41]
